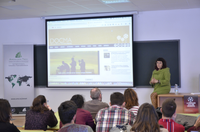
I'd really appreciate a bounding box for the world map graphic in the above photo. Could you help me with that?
[5,75,32,88]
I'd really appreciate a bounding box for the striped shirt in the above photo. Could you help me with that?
[158,119,185,132]
[96,105,135,132]
[129,106,139,116]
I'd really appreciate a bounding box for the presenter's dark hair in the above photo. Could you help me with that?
[31,95,48,113]
[0,99,11,123]
[70,94,84,108]
[155,58,167,70]
[110,92,124,106]
[124,88,139,109]
[131,103,160,132]
[58,100,77,124]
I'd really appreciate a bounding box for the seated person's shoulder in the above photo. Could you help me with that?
[59,124,93,132]
[80,108,92,115]
[100,101,109,107]
[79,124,93,132]
[74,124,93,130]
[187,126,200,132]
[175,121,185,128]
[96,107,109,118]
[0,122,19,132]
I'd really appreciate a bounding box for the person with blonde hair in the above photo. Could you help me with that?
[124,88,139,116]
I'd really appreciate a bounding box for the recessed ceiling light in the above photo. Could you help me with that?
[101,0,130,4]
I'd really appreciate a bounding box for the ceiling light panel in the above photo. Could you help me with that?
[101,0,130,4]
[72,0,103,6]
[84,4,115,12]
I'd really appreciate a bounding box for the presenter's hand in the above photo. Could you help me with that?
[151,78,159,84]
[150,78,154,84]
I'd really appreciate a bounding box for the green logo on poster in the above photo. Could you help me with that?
[15,52,22,58]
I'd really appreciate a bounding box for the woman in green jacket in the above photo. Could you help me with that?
[150,58,171,108]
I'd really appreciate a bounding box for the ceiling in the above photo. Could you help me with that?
[0,0,200,20]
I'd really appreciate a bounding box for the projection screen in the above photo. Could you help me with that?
[46,15,134,88]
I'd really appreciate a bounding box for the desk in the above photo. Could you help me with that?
[12,116,25,128]
[158,93,200,113]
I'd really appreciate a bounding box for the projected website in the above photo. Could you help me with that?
[47,16,133,87]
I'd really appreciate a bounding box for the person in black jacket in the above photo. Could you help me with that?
[0,99,20,132]
[25,95,58,130]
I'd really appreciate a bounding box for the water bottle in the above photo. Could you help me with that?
[174,84,179,94]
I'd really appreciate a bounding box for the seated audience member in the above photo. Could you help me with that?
[60,94,95,130]
[58,100,93,132]
[159,98,185,132]
[124,88,139,116]
[96,92,135,132]
[71,94,95,130]
[187,116,200,132]
[0,99,20,132]
[131,103,168,132]
[83,88,109,119]
[25,95,58,130]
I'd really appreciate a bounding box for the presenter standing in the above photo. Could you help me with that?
[150,58,171,108]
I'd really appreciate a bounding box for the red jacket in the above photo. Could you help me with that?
[159,118,185,132]
[60,108,95,130]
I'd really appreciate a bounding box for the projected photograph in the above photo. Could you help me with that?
[50,51,99,75]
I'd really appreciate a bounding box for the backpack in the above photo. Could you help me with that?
[156,107,162,120]
[110,123,132,132]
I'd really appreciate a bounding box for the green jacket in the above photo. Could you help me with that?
[150,67,171,95]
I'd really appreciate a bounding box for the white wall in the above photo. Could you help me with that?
[0,8,200,111]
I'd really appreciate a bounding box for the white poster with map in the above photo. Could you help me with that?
[4,45,34,114]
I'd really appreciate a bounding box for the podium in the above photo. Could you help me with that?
[158,93,200,113]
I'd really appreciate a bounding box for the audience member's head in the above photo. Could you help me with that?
[31,95,48,113]
[131,103,160,132]
[161,98,176,118]
[110,92,124,106]
[70,94,84,108]
[124,88,139,109]
[0,99,11,123]
[90,88,102,100]
[58,100,77,125]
